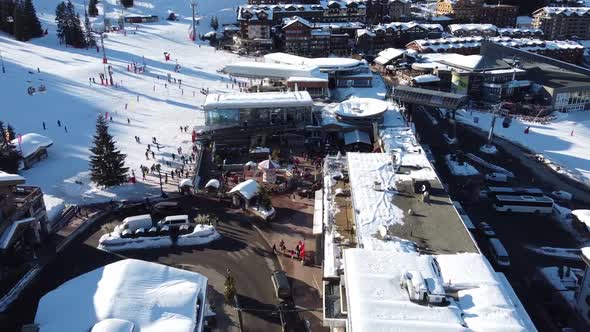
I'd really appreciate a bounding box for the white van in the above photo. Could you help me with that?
[488,238,510,268]
[157,215,190,228]
[115,214,153,234]
[485,173,508,183]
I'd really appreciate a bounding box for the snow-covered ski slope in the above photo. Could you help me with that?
[1,0,247,204]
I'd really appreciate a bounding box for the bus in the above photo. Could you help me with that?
[487,186,544,199]
[493,194,554,214]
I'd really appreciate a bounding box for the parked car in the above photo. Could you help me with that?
[157,215,191,228]
[134,228,146,237]
[271,270,292,300]
[485,173,508,183]
[477,222,496,237]
[115,214,153,234]
[147,227,159,237]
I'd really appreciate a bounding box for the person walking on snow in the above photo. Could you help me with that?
[151,151,155,159]
[64,126,68,133]
[127,118,130,124]
[57,120,61,127]
[42,121,46,130]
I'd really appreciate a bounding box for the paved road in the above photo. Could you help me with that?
[4,196,283,332]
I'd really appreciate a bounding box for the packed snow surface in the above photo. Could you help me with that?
[35,259,208,332]
[1,0,250,204]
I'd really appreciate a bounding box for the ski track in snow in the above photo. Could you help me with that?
[1,0,249,204]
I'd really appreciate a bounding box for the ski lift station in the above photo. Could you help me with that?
[317,107,537,331]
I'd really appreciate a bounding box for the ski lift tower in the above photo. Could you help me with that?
[480,102,503,155]
[190,0,198,42]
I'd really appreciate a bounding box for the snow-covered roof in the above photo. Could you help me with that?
[204,179,220,189]
[448,24,497,33]
[412,74,440,84]
[264,52,366,71]
[0,170,25,184]
[90,319,134,332]
[336,97,388,119]
[203,91,313,110]
[379,127,437,182]
[410,37,583,53]
[534,6,590,17]
[11,133,53,159]
[35,259,208,332]
[282,16,312,28]
[582,246,590,262]
[572,209,590,227]
[344,249,536,332]
[228,179,259,200]
[373,21,443,33]
[374,48,406,65]
[498,28,543,36]
[347,152,416,252]
[286,76,329,82]
[223,61,326,80]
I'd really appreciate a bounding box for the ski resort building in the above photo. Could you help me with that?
[317,107,536,331]
[264,52,373,88]
[406,37,584,64]
[34,259,209,332]
[203,91,314,128]
[0,172,48,265]
[10,133,53,169]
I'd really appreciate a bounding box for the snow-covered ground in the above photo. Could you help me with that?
[445,154,480,176]
[456,109,590,186]
[2,0,248,205]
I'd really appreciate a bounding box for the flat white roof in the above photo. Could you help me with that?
[203,91,313,110]
[412,74,441,84]
[224,61,327,80]
[264,52,365,70]
[35,259,208,332]
[336,97,388,118]
[347,152,416,252]
[343,249,536,332]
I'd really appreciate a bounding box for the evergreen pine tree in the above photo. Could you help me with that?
[12,1,25,41]
[0,121,21,173]
[23,0,43,38]
[84,10,95,47]
[89,115,129,187]
[55,1,66,44]
[210,16,219,31]
[87,0,98,17]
